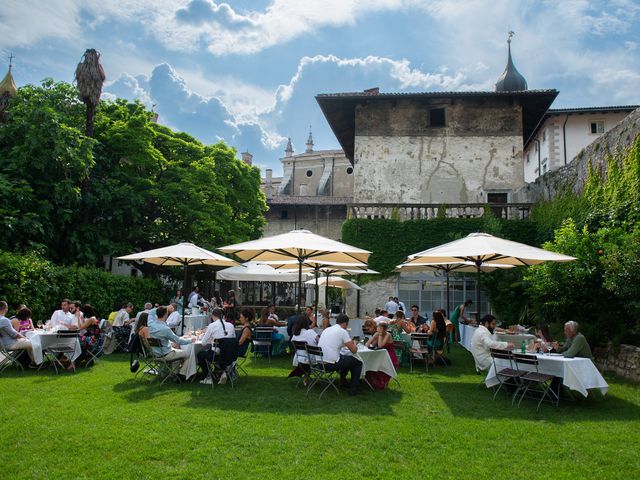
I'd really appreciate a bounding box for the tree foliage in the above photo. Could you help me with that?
[0,80,266,266]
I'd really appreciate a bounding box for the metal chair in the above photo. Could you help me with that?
[84,332,106,368]
[408,333,430,373]
[145,337,181,386]
[40,331,79,374]
[512,353,559,410]
[0,342,25,373]
[137,336,160,380]
[252,327,274,364]
[489,348,524,402]
[432,332,449,367]
[305,345,340,399]
[292,340,309,388]
[113,326,132,352]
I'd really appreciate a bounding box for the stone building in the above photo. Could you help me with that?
[523,105,639,183]
[261,130,354,239]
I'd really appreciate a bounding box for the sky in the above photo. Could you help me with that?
[1,0,639,175]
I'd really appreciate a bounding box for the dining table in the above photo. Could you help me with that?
[25,328,82,365]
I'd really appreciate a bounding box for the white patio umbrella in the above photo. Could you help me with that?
[217,262,300,282]
[394,261,514,315]
[401,232,575,319]
[117,242,238,334]
[218,229,371,312]
[305,276,362,290]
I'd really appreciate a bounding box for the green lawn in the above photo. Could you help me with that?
[1,347,638,480]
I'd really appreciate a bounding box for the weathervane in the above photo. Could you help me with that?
[8,53,14,68]
[508,30,515,43]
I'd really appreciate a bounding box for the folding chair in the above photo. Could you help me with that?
[0,342,25,373]
[489,348,524,402]
[252,327,274,364]
[145,337,181,386]
[291,340,310,388]
[432,332,449,367]
[113,326,132,352]
[40,331,79,374]
[235,345,250,377]
[361,326,371,340]
[305,345,340,399]
[408,333,430,373]
[137,336,160,380]
[512,353,559,410]
[84,332,106,368]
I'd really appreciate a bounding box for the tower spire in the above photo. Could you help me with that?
[494,31,528,92]
[285,137,293,157]
[306,126,314,153]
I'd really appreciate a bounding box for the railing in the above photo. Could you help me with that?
[347,203,532,220]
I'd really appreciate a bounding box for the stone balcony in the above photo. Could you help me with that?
[347,202,532,220]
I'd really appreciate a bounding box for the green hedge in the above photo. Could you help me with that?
[0,250,169,320]
[341,217,540,278]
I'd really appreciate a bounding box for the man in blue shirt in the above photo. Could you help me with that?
[148,306,193,362]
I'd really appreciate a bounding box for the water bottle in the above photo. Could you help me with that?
[521,340,526,353]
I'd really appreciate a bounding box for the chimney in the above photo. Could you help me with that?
[265,168,272,185]
[241,150,253,166]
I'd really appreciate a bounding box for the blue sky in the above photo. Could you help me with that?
[1,0,639,174]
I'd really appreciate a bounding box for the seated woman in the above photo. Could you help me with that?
[362,319,377,336]
[11,307,34,333]
[136,312,150,340]
[364,322,398,389]
[237,308,254,358]
[529,323,554,353]
[256,307,286,356]
[289,315,319,384]
[77,304,102,364]
[318,308,331,330]
[428,310,448,363]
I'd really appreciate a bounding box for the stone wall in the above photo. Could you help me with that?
[594,344,640,383]
[514,108,640,203]
[353,97,525,204]
[345,276,398,318]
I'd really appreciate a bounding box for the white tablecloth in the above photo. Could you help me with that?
[485,353,608,397]
[459,323,475,352]
[175,341,203,380]
[353,346,397,379]
[276,326,289,341]
[25,330,82,365]
[183,315,208,332]
[337,318,365,338]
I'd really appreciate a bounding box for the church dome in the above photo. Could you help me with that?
[494,33,528,92]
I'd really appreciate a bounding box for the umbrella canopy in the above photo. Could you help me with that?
[401,232,575,320]
[217,262,300,282]
[404,232,575,266]
[117,242,239,267]
[305,276,362,290]
[117,242,238,334]
[219,229,371,312]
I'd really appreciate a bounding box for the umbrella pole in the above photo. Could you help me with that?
[314,266,319,320]
[297,260,303,314]
[213,270,217,296]
[476,263,481,323]
[446,271,451,316]
[181,263,188,336]
[324,271,329,313]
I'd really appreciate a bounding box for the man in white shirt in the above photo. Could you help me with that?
[166,303,182,330]
[188,287,200,309]
[198,308,236,385]
[135,303,153,322]
[395,297,406,314]
[112,303,134,351]
[50,299,77,330]
[318,314,363,395]
[385,297,398,315]
[471,315,514,371]
[374,310,389,325]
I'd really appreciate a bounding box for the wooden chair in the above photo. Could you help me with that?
[252,327,274,364]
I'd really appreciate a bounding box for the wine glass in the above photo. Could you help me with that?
[37,320,43,329]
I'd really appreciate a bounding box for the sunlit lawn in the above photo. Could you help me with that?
[1,347,638,479]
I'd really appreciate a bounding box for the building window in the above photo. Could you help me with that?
[428,108,446,127]
[542,158,548,174]
[526,153,530,164]
[306,169,313,177]
[280,210,288,219]
[542,129,546,142]
[590,121,604,134]
[346,166,353,175]
[534,142,538,153]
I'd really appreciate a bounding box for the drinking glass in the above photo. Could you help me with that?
[37,320,43,329]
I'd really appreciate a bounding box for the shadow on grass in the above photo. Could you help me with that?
[431,380,640,422]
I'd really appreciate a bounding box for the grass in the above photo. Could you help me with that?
[1,347,639,480]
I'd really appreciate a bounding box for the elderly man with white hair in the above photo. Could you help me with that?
[553,321,592,359]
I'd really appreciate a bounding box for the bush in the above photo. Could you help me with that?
[0,250,169,320]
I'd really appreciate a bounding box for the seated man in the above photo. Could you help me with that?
[166,303,182,331]
[470,314,514,372]
[50,299,78,330]
[112,302,134,351]
[0,301,36,366]
[553,321,592,359]
[147,306,193,369]
[197,308,236,385]
[317,314,363,395]
[374,310,389,325]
